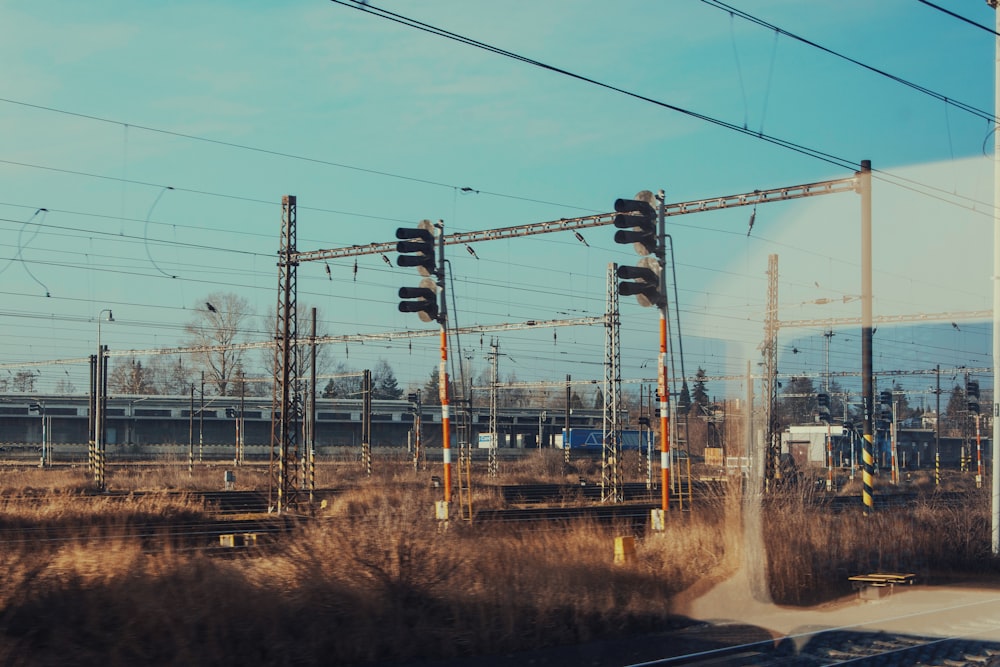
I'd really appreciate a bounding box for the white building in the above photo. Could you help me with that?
[782,424,846,467]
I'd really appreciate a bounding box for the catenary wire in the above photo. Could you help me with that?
[701,0,998,124]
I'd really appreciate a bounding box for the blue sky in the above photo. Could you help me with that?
[0,0,996,399]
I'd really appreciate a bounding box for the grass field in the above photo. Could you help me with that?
[0,453,998,666]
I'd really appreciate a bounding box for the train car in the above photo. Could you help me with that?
[556,428,651,450]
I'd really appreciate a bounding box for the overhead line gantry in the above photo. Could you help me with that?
[293,176,860,264]
[272,173,861,510]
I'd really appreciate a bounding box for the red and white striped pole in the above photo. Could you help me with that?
[659,313,670,513]
[435,221,451,506]
[440,326,452,504]
[656,190,670,514]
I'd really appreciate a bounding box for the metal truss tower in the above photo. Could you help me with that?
[488,339,499,478]
[270,195,301,513]
[602,263,623,503]
[761,253,780,488]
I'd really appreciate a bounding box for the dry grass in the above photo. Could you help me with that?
[762,482,1000,605]
[0,463,998,665]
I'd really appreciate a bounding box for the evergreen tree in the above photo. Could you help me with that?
[945,384,966,427]
[779,376,818,426]
[891,382,912,420]
[677,381,691,414]
[322,379,337,399]
[423,368,441,405]
[372,359,403,400]
[593,387,604,410]
[691,368,709,412]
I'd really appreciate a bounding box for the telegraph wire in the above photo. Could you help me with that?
[0,208,52,297]
[701,0,998,124]
[144,186,177,279]
[331,0,999,218]
[914,0,1000,37]
[329,0,858,173]
[0,208,46,279]
[0,98,595,214]
[0,158,419,226]
[0,214,266,259]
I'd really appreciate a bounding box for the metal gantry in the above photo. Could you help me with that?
[293,176,861,265]
[602,263,623,503]
[762,254,780,487]
[488,339,499,478]
[270,195,301,513]
[261,175,863,508]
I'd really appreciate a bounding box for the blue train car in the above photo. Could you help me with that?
[558,428,650,450]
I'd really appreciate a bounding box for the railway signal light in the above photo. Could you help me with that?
[877,390,892,418]
[613,194,657,256]
[617,257,665,308]
[398,277,439,323]
[967,380,980,414]
[816,393,831,422]
[396,220,437,277]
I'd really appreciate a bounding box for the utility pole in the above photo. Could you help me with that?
[238,369,245,466]
[309,308,317,501]
[361,369,372,477]
[859,159,875,516]
[936,364,941,487]
[199,370,205,463]
[824,330,835,393]
[188,383,194,475]
[990,0,1000,556]
[564,374,571,465]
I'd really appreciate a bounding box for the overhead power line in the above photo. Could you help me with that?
[330,0,999,217]
[329,0,859,172]
[701,0,998,124]
[0,99,592,214]
[915,0,1000,37]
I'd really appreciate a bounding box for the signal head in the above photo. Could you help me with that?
[398,276,439,323]
[396,220,438,277]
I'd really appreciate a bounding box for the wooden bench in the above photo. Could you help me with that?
[848,572,915,598]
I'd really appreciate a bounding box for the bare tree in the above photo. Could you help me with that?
[149,356,195,396]
[12,371,36,392]
[108,358,158,395]
[323,360,363,398]
[185,293,253,396]
[53,375,76,394]
[259,303,335,391]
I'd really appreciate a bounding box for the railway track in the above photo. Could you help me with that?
[632,619,1000,665]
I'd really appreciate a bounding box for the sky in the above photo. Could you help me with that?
[0,0,997,402]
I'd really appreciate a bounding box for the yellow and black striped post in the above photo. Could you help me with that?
[859,160,874,515]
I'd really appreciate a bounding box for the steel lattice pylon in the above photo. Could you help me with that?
[270,195,301,513]
[488,339,499,478]
[762,253,780,489]
[602,263,623,503]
